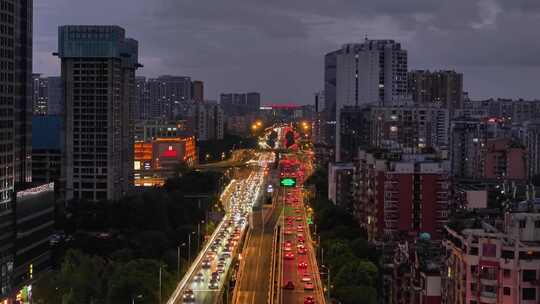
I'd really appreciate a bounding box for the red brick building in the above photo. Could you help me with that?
[353,150,450,241]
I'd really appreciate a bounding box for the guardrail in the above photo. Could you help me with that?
[231,224,252,303]
[267,223,279,304]
[167,217,227,304]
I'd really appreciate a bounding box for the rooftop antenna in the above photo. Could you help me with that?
[364,34,368,41]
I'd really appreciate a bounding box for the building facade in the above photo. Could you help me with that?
[31,116,63,185]
[220,92,260,115]
[11,184,55,302]
[483,138,526,181]
[31,74,47,115]
[443,211,540,304]
[353,150,450,241]
[408,70,464,114]
[31,75,64,116]
[191,80,204,103]
[134,136,197,187]
[147,75,192,120]
[14,0,33,187]
[1,1,33,300]
[328,162,355,207]
[517,121,540,180]
[339,105,372,161]
[370,106,450,153]
[192,103,224,141]
[450,118,489,179]
[58,25,141,201]
[332,39,408,161]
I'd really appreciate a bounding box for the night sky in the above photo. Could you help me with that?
[34,0,540,104]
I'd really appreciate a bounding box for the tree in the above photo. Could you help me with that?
[55,250,109,303]
[335,285,377,304]
[32,272,62,304]
[107,260,175,304]
[335,259,378,287]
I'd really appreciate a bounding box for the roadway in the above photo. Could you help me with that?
[233,200,281,304]
[279,157,325,304]
[168,152,274,304]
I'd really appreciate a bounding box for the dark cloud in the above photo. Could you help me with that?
[34,0,540,103]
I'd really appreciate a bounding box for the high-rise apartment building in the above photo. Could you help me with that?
[339,105,372,161]
[353,150,450,241]
[465,99,540,124]
[331,39,408,161]
[0,1,33,301]
[134,76,150,120]
[147,75,192,120]
[483,138,526,181]
[450,118,489,179]
[195,103,224,141]
[32,74,48,115]
[517,120,540,180]
[31,75,64,116]
[370,106,450,152]
[47,76,64,115]
[57,25,141,201]
[408,70,464,113]
[15,0,33,186]
[191,80,204,103]
[220,92,260,115]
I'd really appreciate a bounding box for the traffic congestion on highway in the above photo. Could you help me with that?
[279,155,325,304]
[168,152,274,304]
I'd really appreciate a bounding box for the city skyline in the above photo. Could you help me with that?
[34,0,540,104]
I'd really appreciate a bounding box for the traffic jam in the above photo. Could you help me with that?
[280,157,317,304]
[178,153,273,303]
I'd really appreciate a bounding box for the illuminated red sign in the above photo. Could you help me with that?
[162,145,178,158]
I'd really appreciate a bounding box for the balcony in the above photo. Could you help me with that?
[480,292,497,304]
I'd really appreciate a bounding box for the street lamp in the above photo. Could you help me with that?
[320,265,331,302]
[178,242,186,278]
[131,294,143,304]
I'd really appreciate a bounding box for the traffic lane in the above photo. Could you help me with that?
[282,202,316,303]
[171,157,270,304]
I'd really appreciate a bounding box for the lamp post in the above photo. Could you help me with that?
[321,265,331,302]
[131,294,143,304]
[178,242,186,278]
[188,233,192,264]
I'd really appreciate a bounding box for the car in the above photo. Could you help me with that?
[208,279,219,289]
[298,261,308,270]
[284,229,292,235]
[301,275,311,282]
[193,272,204,283]
[304,296,316,304]
[298,246,307,255]
[217,264,225,273]
[284,241,293,251]
[182,289,195,302]
[221,252,231,258]
[211,271,220,280]
[284,252,295,260]
[304,282,314,290]
[202,259,211,269]
[295,216,302,222]
[283,281,295,290]
[297,236,305,243]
